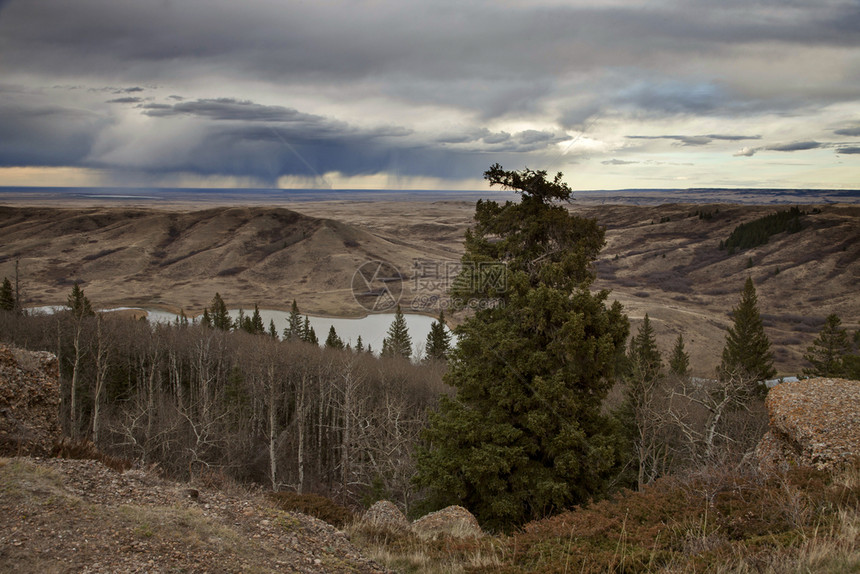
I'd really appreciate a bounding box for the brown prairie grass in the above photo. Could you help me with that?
[350,464,860,574]
[346,520,504,574]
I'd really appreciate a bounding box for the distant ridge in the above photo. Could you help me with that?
[1,186,858,206]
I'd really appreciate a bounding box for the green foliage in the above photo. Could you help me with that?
[67,282,95,319]
[423,310,451,362]
[668,333,690,377]
[200,308,212,328]
[719,277,775,389]
[381,305,412,359]
[416,165,629,532]
[803,314,852,377]
[267,318,278,339]
[0,277,15,312]
[283,300,303,340]
[721,206,805,255]
[324,325,344,349]
[209,292,232,331]
[302,316,318,345]
[627,314,662,384]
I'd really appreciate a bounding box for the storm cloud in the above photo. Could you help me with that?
[0,0,857,188]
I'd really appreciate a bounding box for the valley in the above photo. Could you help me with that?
[0,198,857,376]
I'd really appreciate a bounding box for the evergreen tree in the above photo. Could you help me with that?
[0,277,15,312]
[381,305,412,359]
[236,308,248,332]
[306,326,319,345]
[300,315,318,344]
[424,310,452,362]
[284,300,303,340]
[355,335,365,353]
[627,314,662,383]
[250,304,265,335]
[324,325,344,349]
[268,319,279,339]
[719,277,775,390]
[803,314,851,377]
[416,164,629,531]
[67,282,94,319]
[668,333,690,377]
[209,292,232,331]
[200,308,212,328]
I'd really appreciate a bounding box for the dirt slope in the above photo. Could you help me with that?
[0,206,451,317]
[0,457,389,574]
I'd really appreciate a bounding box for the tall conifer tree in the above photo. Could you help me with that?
[381,305,412,359]
[424,310,452,361]
[668,333,690,377]
[803,314,851,377]
[416,164,629,530]
[719,277,775,389]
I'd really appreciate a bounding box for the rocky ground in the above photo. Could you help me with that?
[0,456,391,573]
[757,377,860,473]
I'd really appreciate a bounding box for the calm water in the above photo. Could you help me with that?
[31,305,451,358]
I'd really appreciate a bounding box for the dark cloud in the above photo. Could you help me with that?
[766,141,822,152]
[0,95,106,167]
[628,134,759,146]
[836,146,860,154]
[0,1,856,186]
[140,98,326,123]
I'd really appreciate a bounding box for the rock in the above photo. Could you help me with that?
[756,377,860,473]
[412,505,482,540]
[0,343,60,456]
[361,501,410,533]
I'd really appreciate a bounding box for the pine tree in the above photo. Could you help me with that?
[0,278,15,312]
[325,325,344,349]
[668,333,690,377]
[355,335,365,353]
[284,300,303,340]
[200,308,212,328]
[624,314,666,490]
[236,308,248,332]
[627,314,662,383]
[250,304,265,335]
[300,316,318,344]
[424,310,452,361]
[306,326,319,345]
[67,282,94,319]
[209,292,232,331]
[381,305,412,359]
[719,277,775,390]
[803,314,851,377]
[416,164,629,531]
[268,319,279,339]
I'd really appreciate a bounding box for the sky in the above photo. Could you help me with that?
[0,0,858,191]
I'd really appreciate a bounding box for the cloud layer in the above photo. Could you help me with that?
[0,0,858,189]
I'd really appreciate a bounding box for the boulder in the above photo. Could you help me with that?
[361,500,410,533]
[412,505,482,540]
[756,377,860,473]
[0,343,61,456]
